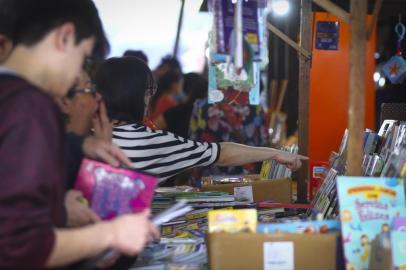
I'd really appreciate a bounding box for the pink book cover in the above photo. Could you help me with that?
[74,159,157,220]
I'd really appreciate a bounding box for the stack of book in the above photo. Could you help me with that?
[260,144,299,180]
[132,239,207,270]
[309,120,406,219]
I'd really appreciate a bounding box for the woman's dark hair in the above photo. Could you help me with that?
[149,71,182,110]
[123,50,148,64]
[12,0,109,59]
[183,73,208,104]
[95,56,154,123]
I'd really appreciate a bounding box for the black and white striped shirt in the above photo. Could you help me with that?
[112,123,221,182]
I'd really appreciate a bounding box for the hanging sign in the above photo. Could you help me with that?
[315,21,339,51]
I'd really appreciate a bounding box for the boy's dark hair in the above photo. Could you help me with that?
[95,57,154,123]
[123,50,148,64]
[0,0,17,38]
[12,0,109,59]
[150,71,183,110]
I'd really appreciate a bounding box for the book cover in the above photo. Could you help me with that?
[208,209,257,233]
[337,176,406,270]
[75,159,157,220]
[257,220,340,234]
[391,231,406,269]
[214,0,260,56]
[393,216,406,231]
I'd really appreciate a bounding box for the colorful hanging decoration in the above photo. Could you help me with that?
[382,16,406,84]
[207,0,266,105]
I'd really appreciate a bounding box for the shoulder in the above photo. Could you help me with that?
[0,75,60,124]
[159,96,176,106]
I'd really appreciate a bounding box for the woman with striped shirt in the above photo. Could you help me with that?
[95,56,307,184]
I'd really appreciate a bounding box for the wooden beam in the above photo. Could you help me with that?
[312,0,350,24]
[173,0,185,57]
[297,0,312,203]
[347,0,367,176]
[367,0,383,40]
[266,22,311,60]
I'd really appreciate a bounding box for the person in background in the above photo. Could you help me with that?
[188,86,271,181]
[155,72,208,138]
[0,1,158,269]
[95,56,307,185]
[123,49,148,65]
[153,55,182,79]
[148,70,183,121]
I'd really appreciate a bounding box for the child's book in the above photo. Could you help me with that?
[257,220,340,234]
[208,209,257,233]
[337,177,406,270]
[391,231,406,269]
[75,159,157,220]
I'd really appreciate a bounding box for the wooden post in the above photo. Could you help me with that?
[347,0,367,176]
[367,0,383,40]
[297,0,312,203]
[173,0,185,58]
[312,0,350,23]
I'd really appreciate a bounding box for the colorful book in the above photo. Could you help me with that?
[393,216,406,231]
[208,209,257,233]
[75,159,157,220]
[337,177,406,270]
[391,231,406,269]
[257,220,340,234]
[214,0,260,57]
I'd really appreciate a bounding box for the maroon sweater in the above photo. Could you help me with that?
[0,74,66,269]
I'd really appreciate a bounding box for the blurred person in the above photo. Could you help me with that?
[95,57,307,185]
[189,97,271,181]
[148,70,183,121]
[0,1,158,269]
[155,72,208,138]
[123,49,148,65]
[153,55,182,78]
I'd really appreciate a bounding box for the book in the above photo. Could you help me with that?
[393,216,406,231]
[208,209,257,233]
[257,220,341,234]
[337,176,406,270]
[74,159,157,220]
[391,231,406,269]
[214,0,260,57]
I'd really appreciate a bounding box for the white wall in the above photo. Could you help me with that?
[94,0,211,72]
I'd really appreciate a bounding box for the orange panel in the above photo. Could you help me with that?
[308,12,376,163]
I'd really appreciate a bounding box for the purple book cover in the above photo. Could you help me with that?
[393,216,406,231]
[215,0,260,56]
[75,159,157,220]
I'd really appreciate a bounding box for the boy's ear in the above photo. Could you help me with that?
[0,35,13,63]
[54,22,76,52]
[55,97,73,114]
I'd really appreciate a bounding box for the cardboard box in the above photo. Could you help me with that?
[200,177,292,203]
[207,233,343,270]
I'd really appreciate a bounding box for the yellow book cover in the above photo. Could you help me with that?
[260,160,271,179]
[208,209,257,233]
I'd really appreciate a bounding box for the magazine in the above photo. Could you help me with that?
[74,159,157,220]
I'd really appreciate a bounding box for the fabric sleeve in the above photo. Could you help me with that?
[114,128,220,182]
[0,90,64,269]
[65,132,85,189]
